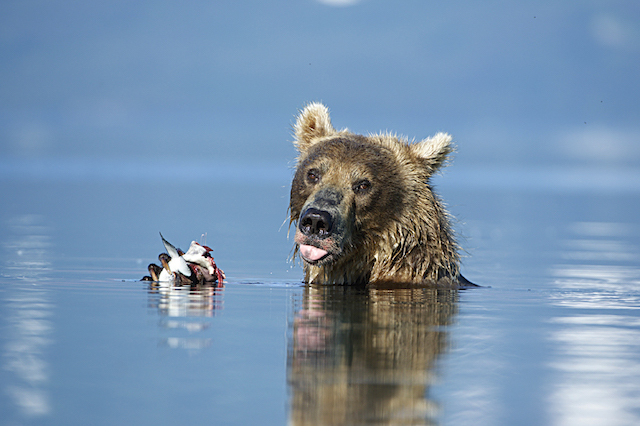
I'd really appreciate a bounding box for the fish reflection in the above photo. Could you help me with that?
[549,221,640,425]
[147,284,223,350]
[288,284,458,425]
[2,214,53,419]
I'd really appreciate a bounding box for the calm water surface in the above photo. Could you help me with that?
[1,171,639,425]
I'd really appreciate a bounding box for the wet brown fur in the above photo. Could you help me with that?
[289,103,463,286]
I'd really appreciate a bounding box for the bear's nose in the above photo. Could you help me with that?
[299,208,333,238]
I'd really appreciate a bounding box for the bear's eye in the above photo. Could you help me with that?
[353,179,371,194]
[307,169,320,184]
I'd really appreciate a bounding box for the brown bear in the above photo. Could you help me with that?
[289,102,472,286]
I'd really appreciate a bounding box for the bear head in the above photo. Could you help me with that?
[289,102,461,285]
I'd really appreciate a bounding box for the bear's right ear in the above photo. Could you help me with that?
[293,102,336,153]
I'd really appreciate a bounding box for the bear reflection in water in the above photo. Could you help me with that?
[288,283,458,425]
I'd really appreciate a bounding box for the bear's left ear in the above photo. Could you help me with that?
[410,132,454,173]
[293,102,336,153]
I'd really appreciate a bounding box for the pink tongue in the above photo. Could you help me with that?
[300,244,328,261]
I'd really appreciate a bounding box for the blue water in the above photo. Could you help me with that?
[1,167,639,425]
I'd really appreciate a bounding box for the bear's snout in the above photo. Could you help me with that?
[299,208,333,238]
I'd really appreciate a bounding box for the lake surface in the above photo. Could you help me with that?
[1,164,639,425]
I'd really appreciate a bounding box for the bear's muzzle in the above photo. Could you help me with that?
[299,208,333,238]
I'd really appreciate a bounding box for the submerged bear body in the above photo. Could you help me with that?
[289,103,469,286]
